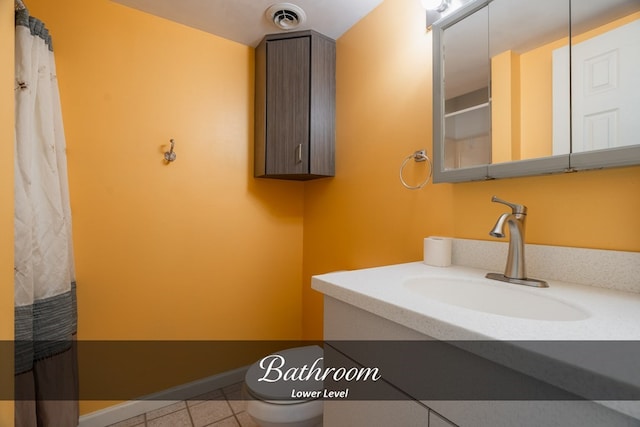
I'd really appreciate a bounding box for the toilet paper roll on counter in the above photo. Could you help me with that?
[423,237,452,267]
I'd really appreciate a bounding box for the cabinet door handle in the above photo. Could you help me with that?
[296,144,303,163]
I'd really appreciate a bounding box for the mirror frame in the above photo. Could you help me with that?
[432,0,640,183]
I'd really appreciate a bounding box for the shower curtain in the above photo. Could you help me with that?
[14,2,79,426]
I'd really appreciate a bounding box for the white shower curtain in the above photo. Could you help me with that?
[14,3,78,426]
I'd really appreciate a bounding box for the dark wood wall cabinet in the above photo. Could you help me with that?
[255,30,336,180]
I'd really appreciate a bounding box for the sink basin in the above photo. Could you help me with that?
[404,277,590,321]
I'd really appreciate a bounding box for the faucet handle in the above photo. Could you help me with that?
[491,196,527,215]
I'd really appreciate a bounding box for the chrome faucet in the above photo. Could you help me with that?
[485,196,548,288]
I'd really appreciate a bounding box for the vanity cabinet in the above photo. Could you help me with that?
[323,297,455,427]
[322,296,637,427]
[254,30,335,180]
[431,412,457,427]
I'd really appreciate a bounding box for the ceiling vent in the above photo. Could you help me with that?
[266,3,307,30]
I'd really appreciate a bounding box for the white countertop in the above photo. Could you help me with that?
[312,262,640,419]
[312,262,640,341]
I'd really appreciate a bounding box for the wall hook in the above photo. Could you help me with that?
[164,139,177,163]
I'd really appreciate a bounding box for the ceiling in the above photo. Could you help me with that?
[111,0,385,47]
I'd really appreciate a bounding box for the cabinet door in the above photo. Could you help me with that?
[265,37,310,175]
[430,411,458,427]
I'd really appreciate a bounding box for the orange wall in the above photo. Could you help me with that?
[491,50,520,163]
[1,0,14,423]
[302,0,640,339]
[27,0,305,339]
[302,0,454,338]
[27,0,305,414]
[519,38,567,160]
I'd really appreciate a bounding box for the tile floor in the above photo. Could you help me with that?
[106,382,258,427]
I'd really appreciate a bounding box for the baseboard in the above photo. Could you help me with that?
[78,365,249,427]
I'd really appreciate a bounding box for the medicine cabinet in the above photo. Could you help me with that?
[432,0,640,182]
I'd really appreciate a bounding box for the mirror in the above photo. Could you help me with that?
[432,0,640,183]
[441,5,491,171]
[569,0,640,170]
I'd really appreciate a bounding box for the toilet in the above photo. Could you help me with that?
[244,345,324,427]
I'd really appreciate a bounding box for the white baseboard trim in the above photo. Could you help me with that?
[78,366,249,427]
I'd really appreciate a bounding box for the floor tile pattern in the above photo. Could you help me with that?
[106,383,258,427]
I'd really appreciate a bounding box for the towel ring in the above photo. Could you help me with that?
[399,149,432,190]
